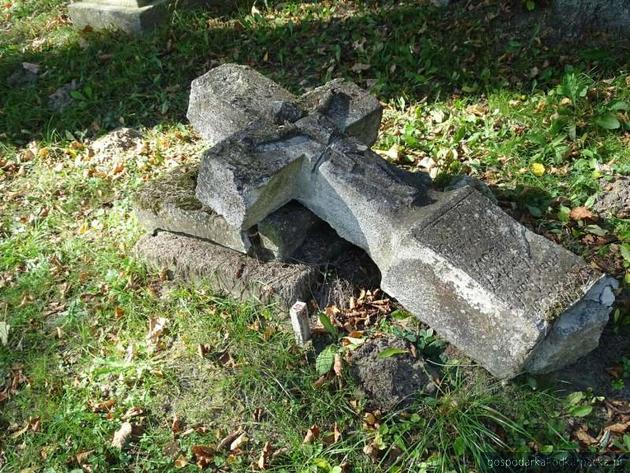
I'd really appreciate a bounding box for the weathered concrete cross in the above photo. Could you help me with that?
[188,64,617,378]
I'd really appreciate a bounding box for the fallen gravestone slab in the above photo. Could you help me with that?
[134,231,319,310]
[190,64,618,378]
[350,337,438,411]
[134,165,323,259]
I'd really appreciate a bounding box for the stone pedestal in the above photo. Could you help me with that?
[68,0,168,34]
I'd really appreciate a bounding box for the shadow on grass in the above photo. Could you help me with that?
[0,0,628,146]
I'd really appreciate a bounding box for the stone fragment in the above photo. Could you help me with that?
[298,79,383,146]
[253,201,322,261]
[134,231,319,310]
[289,301,311,346]
[134,167,249,253]
[192,64,618,378]
[350,337,436,411]
[91,127,143,156]
[133,166,323,259]
[187,64,382,147]
[7,63,40,88]
[48,80,80,112]
[68,0,168,35]
[592,177,630,218]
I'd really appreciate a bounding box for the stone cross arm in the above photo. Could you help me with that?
[188,64,618,378]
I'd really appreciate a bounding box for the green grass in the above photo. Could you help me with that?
[1,0,629,471]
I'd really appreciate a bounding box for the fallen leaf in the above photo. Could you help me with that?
[363,441,381,462]
[75,450,93,465]
[174,454,188,469]
[229,432,248,451]
[111,421,133,449]
[363,412,378,428]
[351,62,371,73]
[89,399,115,413]
[385,144,400,161]
[257,442,273,470]
[146,316,168,350]
[303,425,320,444]
[121,406,143,420]
[574,428,597,445]
[217,428,244,450]
[323,422,342,445]
[605,422,629,434]
[198,343,210,357]
[171,416,183,434]
[10,423,29,439]
[570,207,594,221]
[191,445,214,469]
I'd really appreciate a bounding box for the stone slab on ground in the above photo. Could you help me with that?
[350,337,438,411]
[191,64,618,378]
[134,165,323,259]
[68,0,168,34]
[134,231,320,311]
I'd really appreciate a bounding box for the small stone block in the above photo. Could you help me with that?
[68,0,168,34]
[289,301,311,346]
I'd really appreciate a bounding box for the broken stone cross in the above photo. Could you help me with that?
[188,64,617,379]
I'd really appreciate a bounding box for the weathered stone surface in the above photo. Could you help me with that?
[387,189,618,377]
[92,127,142,153]
[445,174,497,204]
[592,177,630,218]
[187,64,382,147]
[68,0,168,34]
[289,301,311,346]
[134,166,249,253]
[133,165,323,259]
[191,64,618,378]
[134,231,319,310]
[350,337,437,411]
[49,80,80,112]
[7,63,39,88]
[298,79,383,146]
[553,0,630,38]
[187,64,301,145]
[254,201,322,261]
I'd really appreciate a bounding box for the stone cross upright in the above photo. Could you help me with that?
[188,64,617,378]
